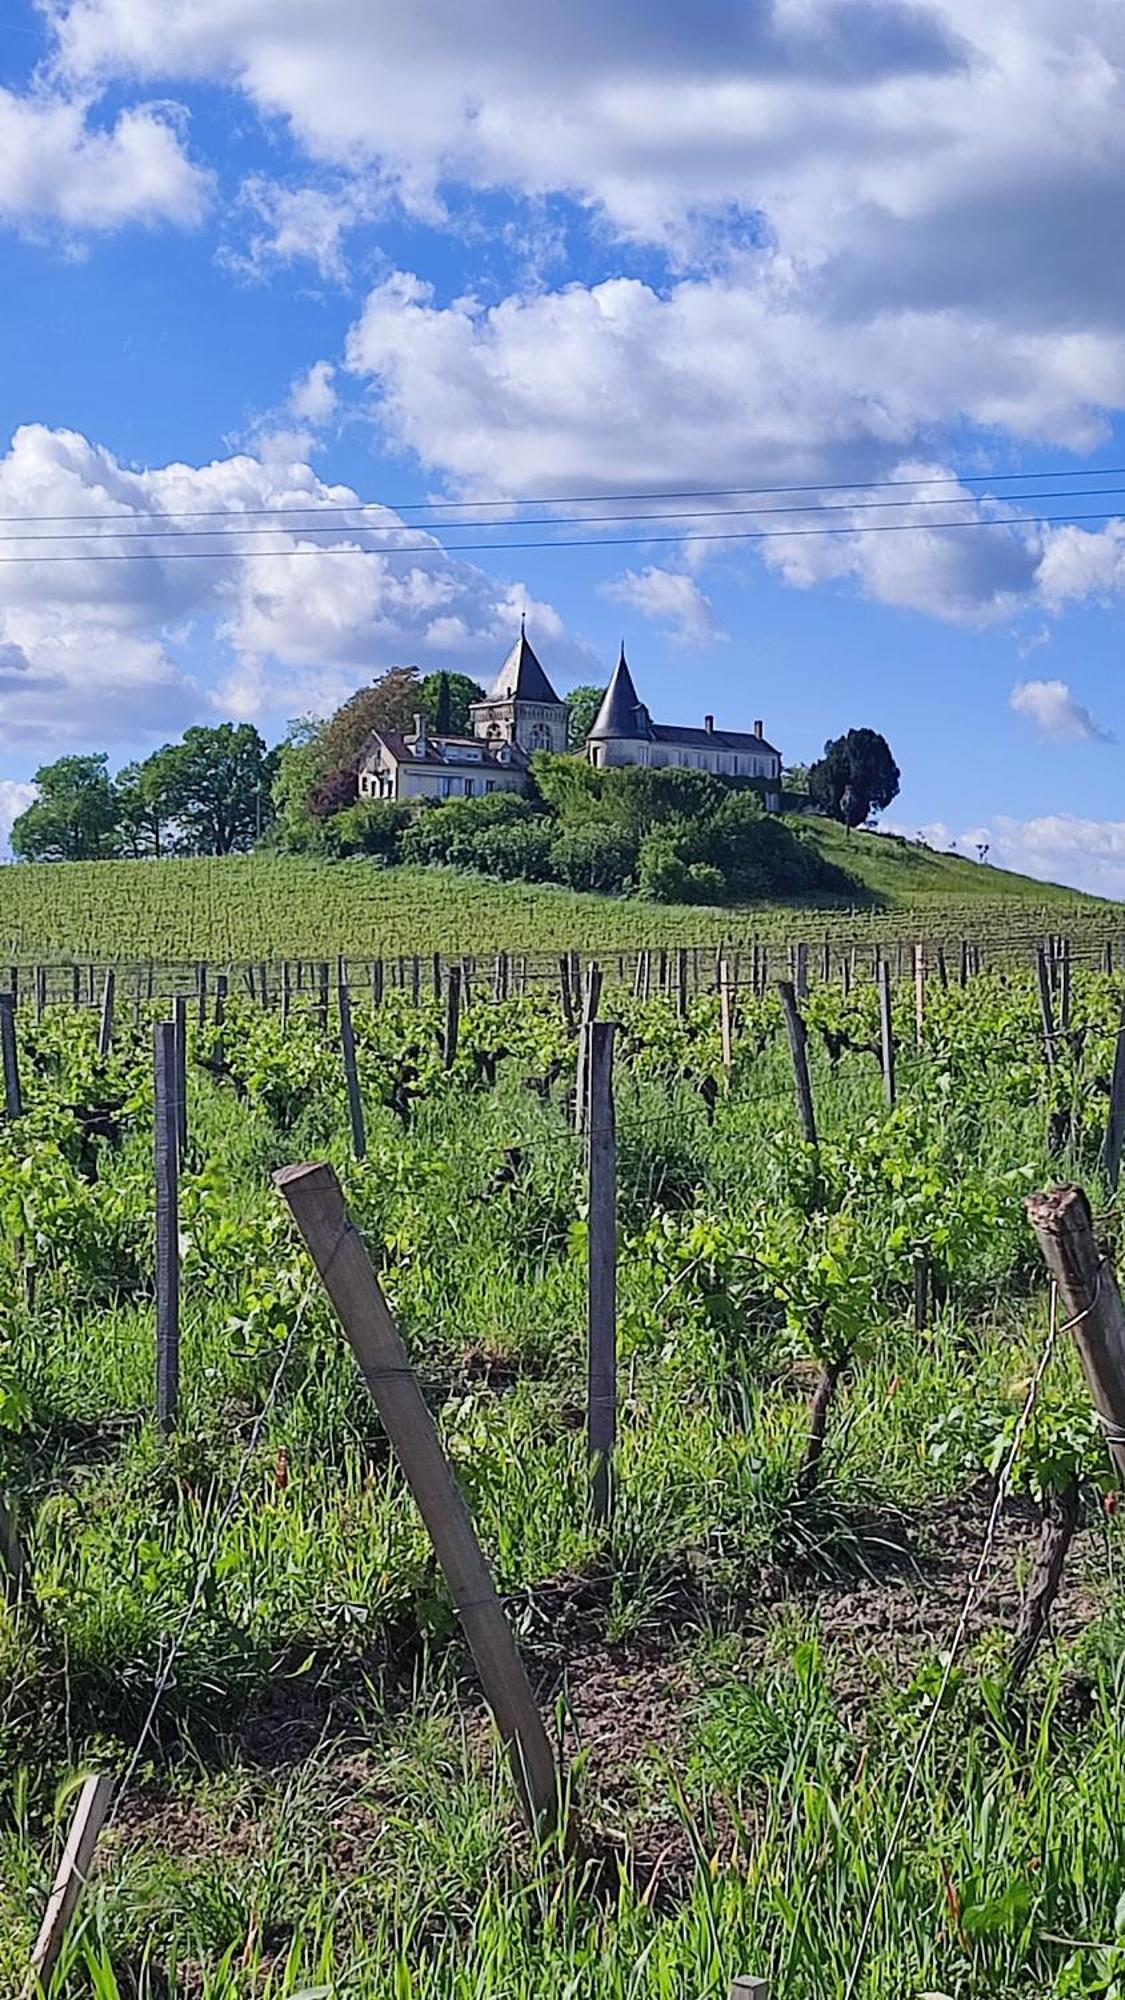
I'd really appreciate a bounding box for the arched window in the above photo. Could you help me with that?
[529,722,552,751]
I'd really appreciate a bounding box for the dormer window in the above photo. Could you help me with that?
[496,744,511,765]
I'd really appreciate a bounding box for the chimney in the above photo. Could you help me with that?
[412,711,428,757]
[704,714,714,733]
[753,718,764,738]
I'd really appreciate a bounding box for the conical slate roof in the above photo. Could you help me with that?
[485,624,562,706]
[587,646,651,740]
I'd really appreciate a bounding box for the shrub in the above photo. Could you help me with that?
[551,823,637,893]
[323,799,411,859]
[467,820,556,881]
[637,834,725,904]
[307,765,359,820]
[399,792,536,868]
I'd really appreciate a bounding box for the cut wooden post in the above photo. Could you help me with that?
[153,1022,180,1435]
[213,972,227,1030]
[172,995,188,1166]
[371,958,384,1009]
[0,993,21,1120]
[34,966,45,1024]
[558,954,575,1033]
[196,961,207,1031]
[936,944,948,989]
[1059,938,1071,1034]
[959,939,969,987]
[96,969,115,1060]
[1104,1005,1125,1193]
[730,1981,770,2000]
[719,958,733,1076]
[317,960,330,1031]
[587,1022,617,1529]
[0,1489,27,1605]
[1036,948,1057,1068]
[777,980,818,1149]
[676,946,688,1018]
[574,962,603,1136]
[70,964,80,1009]
[338,979,367,1161]
[1026,1185,1125,1483]
[877,958,896,1109]
[914,942,925,1046]
[913,1251,929,1333]
[274,1162,561,1834]
[794,940,808,1000]
[281,960,292,1031]
[22,1775,114,2000]
[432,951,442,1001]
[443,965,461,1071]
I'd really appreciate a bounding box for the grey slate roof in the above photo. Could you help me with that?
[650,723,779,757]
[480,627,562,707]
[362,730,530,772]
[587,647,651,740]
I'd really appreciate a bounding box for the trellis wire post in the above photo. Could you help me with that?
[281,959,292,1031]
[1105,1004,1125,1193]
[337,978,367,1161]
[173,994,188,1166]
[730,1981,770,2000]
[794,939,808,999]
[444,964,462,1071]
[914,941,926,1045]
[97,968,115,1059]
[21,1775,114,2000]
[0,1490,27,1606]
[777,979,818,1150]
[0,994,21,1120]
[719,958,733,1076]
[574,961,603,1136]
[1026,1185,1125,1483]
[1036,947,1057,1067]
[877,958,896,1109]
[587,1021,617,1529]
[196,960,207,1030]
[317,960,330,1031]
[274,1161,562,1837]
[153,1021,180,1436]
[558,954,575,1032]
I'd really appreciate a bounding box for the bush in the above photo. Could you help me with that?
[466,820,556,881]
[307,765,359,820]
[399,792,536,868]
[322,799,411,860]
[637,834,725,904]
[551,823,637,893]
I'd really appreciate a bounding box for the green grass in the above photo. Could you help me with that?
[0,816,1110,968]
[3,970,1125,1993]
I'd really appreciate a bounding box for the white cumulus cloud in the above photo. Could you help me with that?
[602,567,724,645]
[0,780,37,855]
[1010,678,1112,742]
[903,814,1125,899]
[0,87,209,235]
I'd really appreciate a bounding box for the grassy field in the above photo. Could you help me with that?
[0,818,1111,968]
[2,968,1125,1994]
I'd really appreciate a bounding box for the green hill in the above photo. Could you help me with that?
[0,816,1111,967]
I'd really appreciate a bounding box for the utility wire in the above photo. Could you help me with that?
[0,507,1121,564]
[5,460,1125,526]
[5,482,1125,546]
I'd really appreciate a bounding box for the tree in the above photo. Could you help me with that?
[10,755,121,862]
[317,667,425,775]
[419,671,484,735]
[808,729,900,828]
[156,724,276,855]
[782,762,810,796]
[565,685,605,749]
[115,751,180,858]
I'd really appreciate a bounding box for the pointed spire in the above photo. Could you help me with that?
[485,623,562,706]
[588,646,650,741]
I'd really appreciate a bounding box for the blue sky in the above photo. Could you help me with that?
[2,0,1125,890]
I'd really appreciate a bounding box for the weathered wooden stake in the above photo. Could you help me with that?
[794,940,808,1000]
[317,960,330,1031]
[1026,1185,1125,1483]
[153,1022,180,1435]
[371,958,384,1009]
[281,960,292,1031]
[22,1775,114,2000]
[558,954,575,1032]
[677,946,688,1018]
[0,1490,28,1606]
[913,1251,929,1333]
[777,980,818,1150]
[0,993,21,1120]
[719,959,734,1077]
[587,1022,617,1529]
[877,958,896,1109]
[914,942,925,1046]
[1036,948,1057,1068]
[338,980,367,1161]
[444,965,461,1071]
[574,962,603,1136]
[1105,1005,1125,1193]
[97,968,115,1059]
[172,995,188,1166]
[730,1981,770,2000]
[274,1162,561,1835]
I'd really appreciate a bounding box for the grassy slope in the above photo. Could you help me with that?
[0,816,1108,964]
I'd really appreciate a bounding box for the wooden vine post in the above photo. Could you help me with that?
[153,1021,180,1435]
[337,978,367,1161]
[275,1162,561,1836]
[97,968,115,1059]
[718,959,734,1077]
[1036,948,1057,1067]
[443,964,461,1071]
[574,961,603,1136]
[913,942,925,1046]
[877,958,896,1109]
[1105,1004,1125,1193]
[0,993,21,1120]
[777,980,818,1150]
[22,1775,114,2000]
[1026,1186,1125,1483]
[173,994,188,1166]
[586,1022,617,1529]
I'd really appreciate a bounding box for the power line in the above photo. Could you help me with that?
[5,482,1125,547]
[4,461,1125,528]
[0,506,1120,564]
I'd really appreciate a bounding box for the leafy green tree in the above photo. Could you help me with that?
[317,667,425,776]
[420,671,484,735]
[155,724,276,854]
[10,755,121,861]
[115,753,179,857]
[564,684,605,748]
[808,729,900,828]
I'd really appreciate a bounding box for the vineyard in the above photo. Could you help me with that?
[5,940,1125,1997]
[0,829,1105,969]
